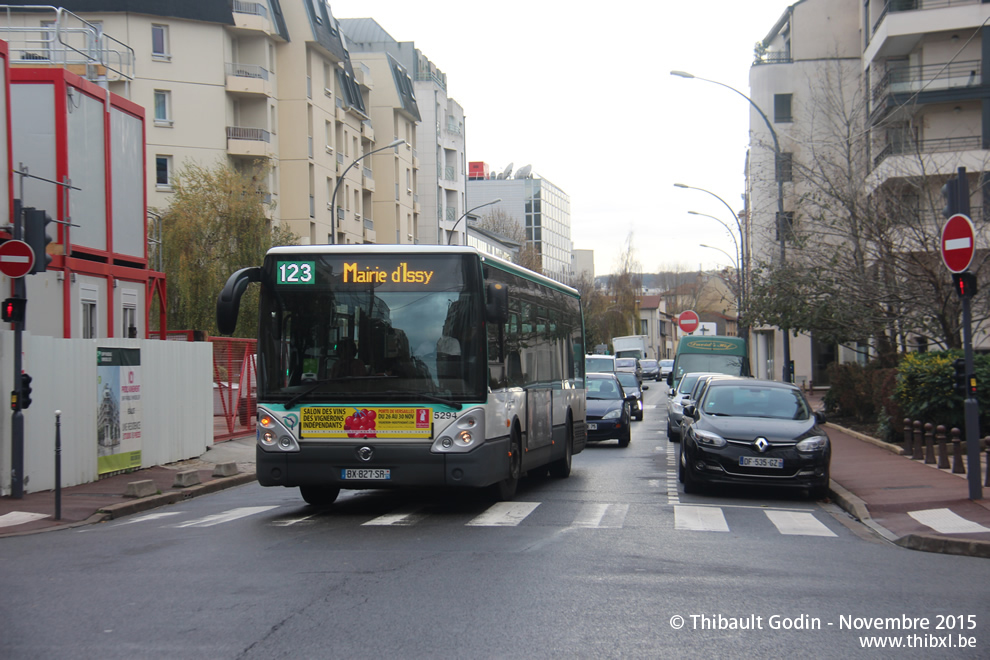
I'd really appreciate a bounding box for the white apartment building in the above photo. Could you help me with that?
[0,1,413,247]
[340,17,466,246]
[466,164,574,283]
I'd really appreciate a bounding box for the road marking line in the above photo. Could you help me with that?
[908,508,990,534]
[113,511,184,526]
[175,506,278,528]
[765,510,837,537]
[362,506,427,526]
[466,501,540,526]
[675,505,729,532]
[0,511,49,528]
[572,502,610,527]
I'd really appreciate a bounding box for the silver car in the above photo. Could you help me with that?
[666,372,723,442]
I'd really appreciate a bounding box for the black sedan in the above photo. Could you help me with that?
[585,372,634,447]
[678,379,830,499]
[615,370,648,421]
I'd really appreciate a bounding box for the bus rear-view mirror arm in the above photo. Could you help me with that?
[217,266,262,335]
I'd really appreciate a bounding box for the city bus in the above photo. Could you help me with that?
[216,245,587,505]
[667,335,749,390]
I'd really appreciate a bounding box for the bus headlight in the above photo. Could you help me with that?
[432,408,484,453]
[256,407,300,452]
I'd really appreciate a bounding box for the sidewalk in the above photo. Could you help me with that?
[2,407,990,557]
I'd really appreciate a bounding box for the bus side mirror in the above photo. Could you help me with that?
[485,282,508,324]
[216,267,262,335]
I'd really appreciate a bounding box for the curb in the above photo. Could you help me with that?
[895,533,990,558]
[826,422,903,455]
[828,479,899,544]
[97,472,257,520]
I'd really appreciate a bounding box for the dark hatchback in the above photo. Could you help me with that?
[585,372,634,447]
[679,379,830,499]
[615,370,647,421]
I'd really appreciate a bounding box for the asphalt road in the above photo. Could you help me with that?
[1,384,988,659]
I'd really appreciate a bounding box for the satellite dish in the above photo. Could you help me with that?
[515,164,532,179]
[499,162,514,180]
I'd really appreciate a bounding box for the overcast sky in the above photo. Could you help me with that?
[329,0,795,276]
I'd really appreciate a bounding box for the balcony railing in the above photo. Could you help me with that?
[873,134,982,168]
[232,0,269,20]
[873,0,980,35]
[872,59,980,104]
[753,50,792,66]
[225,62,269,81]
[226,126,271,142]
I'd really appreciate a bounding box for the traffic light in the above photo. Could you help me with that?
[942,177,959,218]
[19,373,32,410]
[1,297,26,324]
[953,271,978,298]
[953,358,967,396]
[23,207,53,273]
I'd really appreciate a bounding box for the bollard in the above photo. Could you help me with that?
[54,410,62,521]
[952,427,966,474]
[936,425,949,469]
[903,418,913,456]
[912,420,924,460]
[924,423,936,464]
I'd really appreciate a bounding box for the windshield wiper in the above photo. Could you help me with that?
[380,390,462,410]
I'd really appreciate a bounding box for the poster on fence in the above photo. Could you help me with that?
[96,347,143,475]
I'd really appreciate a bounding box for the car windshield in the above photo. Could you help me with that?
[677,374,702,395]
[660,360,673,369]
[615,358,637,370]
[641,360,658,369]
[701,385,811,420]
[586,356,614,372]
[588,377,623,400]
[615,372,639,390]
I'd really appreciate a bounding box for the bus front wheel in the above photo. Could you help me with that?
[300,486,340,506]
[492,429,522,501]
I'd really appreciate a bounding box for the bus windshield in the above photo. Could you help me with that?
[256,252,486,404]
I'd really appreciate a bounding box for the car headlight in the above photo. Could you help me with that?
[796,435,829,452]
[671,401,684,414]
[692,428,726,448]
[602,408,622,420]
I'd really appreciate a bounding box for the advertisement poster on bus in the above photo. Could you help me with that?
[300,406,432,438]
[96,347,143,474]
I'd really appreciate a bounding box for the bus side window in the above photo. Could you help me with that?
[508,351,522,386]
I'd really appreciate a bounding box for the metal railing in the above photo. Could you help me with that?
[872,59,980,104]
[232,0,269,20]
[224,62,269,80]
[873,0,980,35]
[0,5,134,81]
[226,126,271,142]
[873,134,982,167]
[753,50,792,66]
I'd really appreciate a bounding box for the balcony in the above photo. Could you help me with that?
[362,120,375,141]
[231,0,272,34]
[873,134,982,168]
[225,62,272,97]
[226,126,273,158]
[872,60,980,110]
[362,166,375,192]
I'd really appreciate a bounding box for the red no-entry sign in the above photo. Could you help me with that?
[678,310,700,333]
[0,239,35,278]
[941,213,975,273]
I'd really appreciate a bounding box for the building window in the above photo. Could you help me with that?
[776,152,793,182]
[774,93,792,123]
[153,90,172,127]
[81,286,98,339]
[151,24,170,61]
[121,291,138,338]
[156,155,173,189]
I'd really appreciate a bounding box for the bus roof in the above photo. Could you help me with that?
[266,244,579,297]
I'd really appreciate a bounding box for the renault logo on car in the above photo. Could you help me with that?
[754,437,769,453]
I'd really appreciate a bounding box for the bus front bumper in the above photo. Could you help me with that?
[256,436,510,490]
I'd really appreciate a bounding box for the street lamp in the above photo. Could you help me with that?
[689,210,739,265]
[672,69,790,383]
[447,198,502,245]
[330,137,406,244]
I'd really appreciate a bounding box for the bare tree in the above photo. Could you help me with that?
[475,208,542,273]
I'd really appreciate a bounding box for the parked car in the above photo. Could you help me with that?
[666,372,723,442]
[615,370,648,421]
[585,354,616,374]
[585,372,634,447]
[614,357,642,382]
[678,379,831,499]
[640,359,660,381]
[659,359,674,378]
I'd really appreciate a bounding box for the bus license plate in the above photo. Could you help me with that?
[342,468,391,480]
[740,456,783,468]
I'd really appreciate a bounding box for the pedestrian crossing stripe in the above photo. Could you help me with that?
[675,505,729,532]
[0,511,49,528]
[765,510,837,537]
[174,506,279,528]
